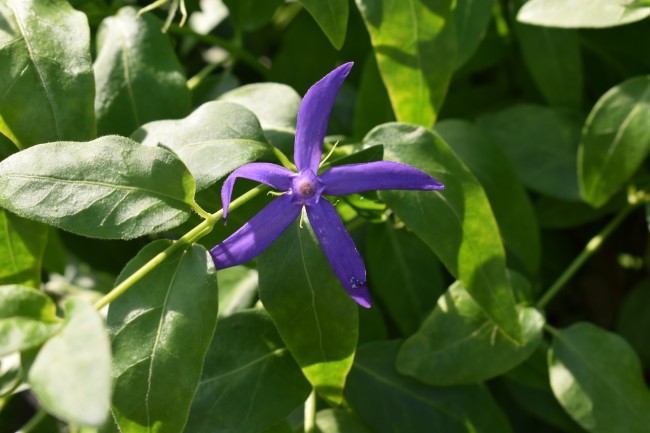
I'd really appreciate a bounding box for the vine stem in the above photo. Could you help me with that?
[94,185,268,311]
[304,389,317,433]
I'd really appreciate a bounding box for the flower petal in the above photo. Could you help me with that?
[211,195,301,269]
[294,62,354,172]
[221,162,294,222]
[306,199,371,308]
[320,161,444,196]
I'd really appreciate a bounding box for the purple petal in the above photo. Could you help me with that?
[221,162,294,222]
[211,195,301,269]
[294,62,353,172]
[320,161,444,196]
[306,199,371,308]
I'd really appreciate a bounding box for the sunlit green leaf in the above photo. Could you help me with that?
[518,0,650,28]
[316,409,370,433]
[0,211,47,287]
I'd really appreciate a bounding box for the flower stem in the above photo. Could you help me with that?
[94,185,269,311]
[304,389,317,433]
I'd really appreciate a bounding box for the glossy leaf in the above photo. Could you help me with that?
[216,266,259,317]
[223,0,284,31]
[0,136,196,239]
[366,222,444,335]
[365,123,522,343]
[518,0,650,28]
[28,298,111,427]
[316,409,370,433]
[0,211,47,287]
[617,279,650,368]
[185,309,310,433]
[132,101,270,191]
[298,0,349,50]
[437,119,540,277]
[0,0,95,148]
[477,104,583,201]
[548,322,650,432]
[355,0,456,126]
[0,285,60,357]
[346,341,513,433]
[108,240,218,433]
[579,76,650,207]
[94,6,191,136]
[258,220,359,405]
[454,0,496,68]
[397,281,544,386]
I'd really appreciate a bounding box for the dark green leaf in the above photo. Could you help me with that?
[355,0,456,126]
[548,322,650,432]
[0,0,95,148]
[28,298,111,427]
[0,285,60,357]
[132,101,270,191]
[616,279,650,368]
[316,409,370,433]
[0,211,47,287]
[397,281,544,385]
[477,104,582,201]
[579,76,650,207]
[298,0,349,50]
[223,0,284,31]
[517,0,650,28]
[108,240,219,433]
[258,220,359,405]
[353,54,394,139]
[454,0,496,68]
[437,119,540,277]
[216,266,259,317]
[346,341,513,433]
[365,123,522,343]
[366,223,444,335]
[185,309,310,433]
[0,136,196,239]
[534,195,623,229]
[94,6,191,136]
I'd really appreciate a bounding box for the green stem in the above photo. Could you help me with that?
[17,409,47,433]
[304,389,317,433]
[187,60,226,91]
[536,203,639,309]
[94,185,268,310]
[267,144,298,171]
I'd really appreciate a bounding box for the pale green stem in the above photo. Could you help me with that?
[94,185,268,310]
[187,60,226,91]
[267,144,297,171]
[16,409,47,433]
[304,389,317,433]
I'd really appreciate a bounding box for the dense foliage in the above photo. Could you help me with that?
[1,0,650,432]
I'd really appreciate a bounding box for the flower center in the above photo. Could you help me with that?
[291,169,323,205]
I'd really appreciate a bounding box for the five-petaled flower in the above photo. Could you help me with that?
[210,62,444,308]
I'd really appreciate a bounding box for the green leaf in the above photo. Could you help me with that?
[223,0,284,31]
[355,0,456,126]
[132,101,270,191]
[346,341,513,433]
[534,195,623,229]
[477,104,583,201]
[316,409,370,433]
[0,136,196,239]
[298,0,349,50]
[28,298,111,427]
[616,279,650,368]
[0,211,47,287]
[548,322,650,432]
[353,54,395,139]
[514,21,582,109]
[0,285,60,357]
[219,84,301,154]
[0,0,95,148]
[454,0,496,68]
[216,266,259,317]
[365,123,522,343]
[108,240,219,433]
[397,281,544,386]
[94,6,191,136]
[258,220,359,405]
[517,0,650,28]
[0,353,22,397]
[366,223,444,335]
[437,119,541,277]
[579,76,650,207]
[185,309,310,433]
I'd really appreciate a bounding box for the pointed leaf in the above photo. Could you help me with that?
[517,0,650,28]
[0,0,95,148]
[365,123,522,343]
[28,299,111,427]
[108,240,219,433]
[579,76,650,207]
[397,281,544,386]
[346,341,513,433]
[258,220,359,405]
[185,309,310,433]
[94,6,190,136]
[132,101,270,191]
[0,136,196,239]
[355,0,456,126]
[548,322,650,432]
[298,0,349,50]
[0,211,47,287]
[454,0,496,68]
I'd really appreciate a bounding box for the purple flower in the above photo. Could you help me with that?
[210,62,444,308]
